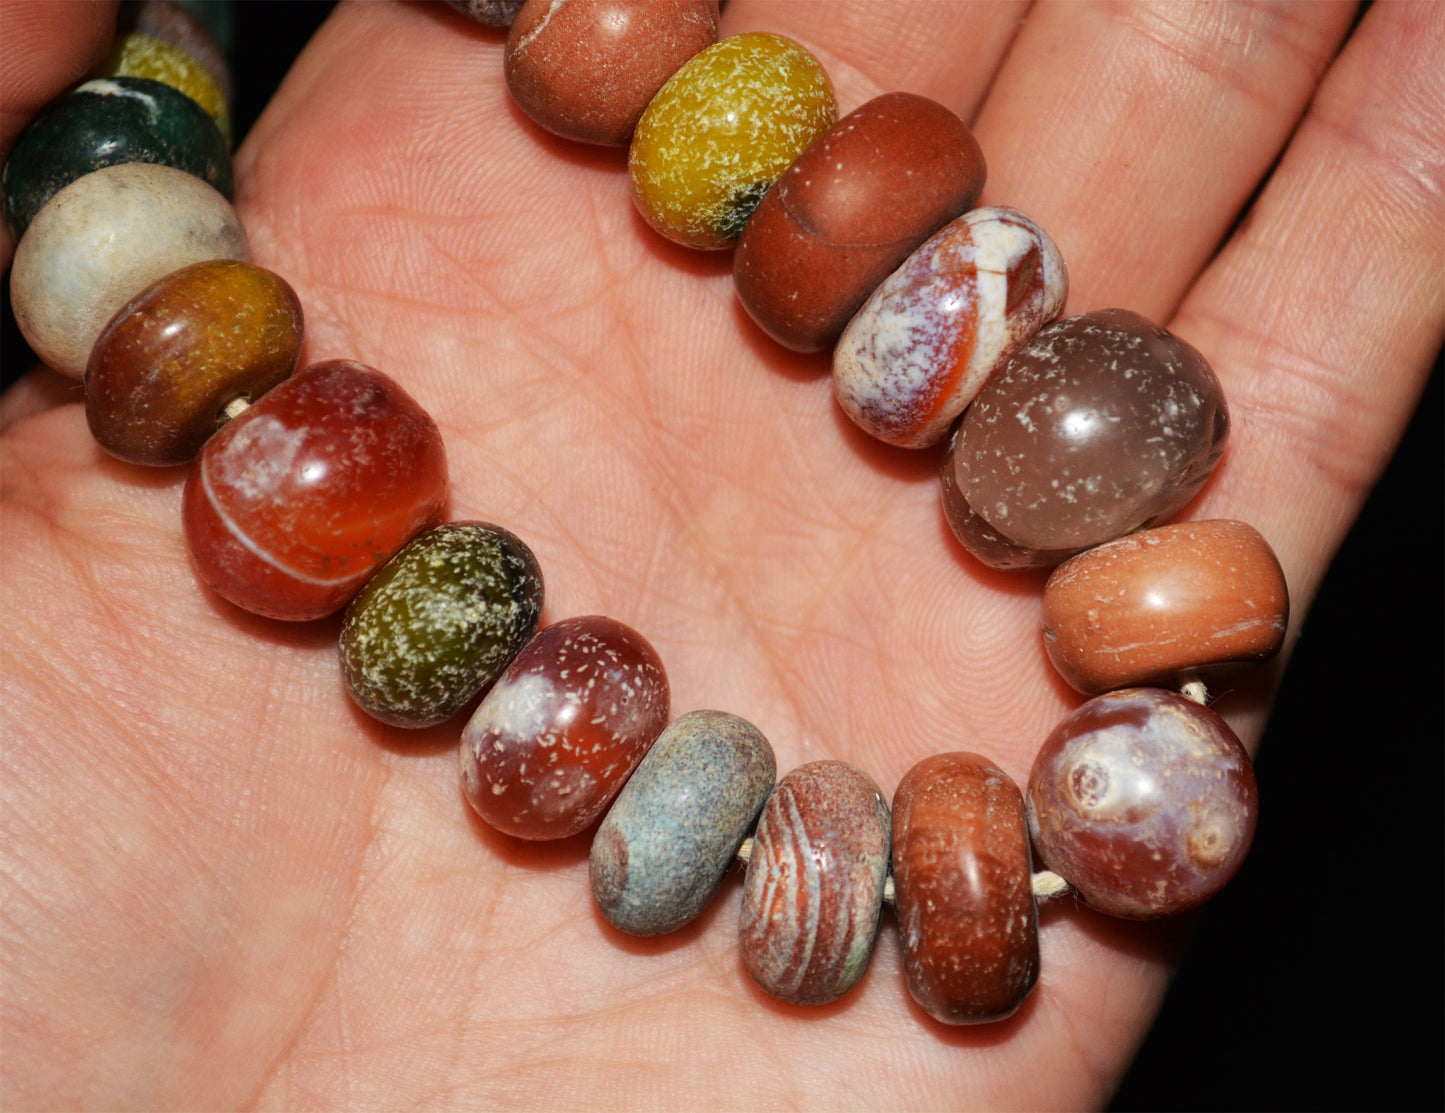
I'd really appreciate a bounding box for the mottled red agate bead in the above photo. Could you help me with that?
[459,615,671,840]
[892,752,1038,1024]
[1027,689,1258,919]
[182,359,447,621]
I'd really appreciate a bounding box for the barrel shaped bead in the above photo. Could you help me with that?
[591,710,775,935]
[10,162,247,378]
[340,522,544,728]
[892,752,1039,1024]
[833,206,1067,449]
[734,92,986,352]
[739,760,890,1005]
[86,260,303,465]
[506,0,719,146]
[629,32,836,250]
[460,616,671,840]
[182,360,447,621]
[1027,688,1258,919]
[1043,520,1289,694]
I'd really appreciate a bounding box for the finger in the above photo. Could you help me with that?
[972,0,1359,318]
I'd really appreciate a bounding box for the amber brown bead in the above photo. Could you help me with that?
[1042,520,1289,694]
[506,0,718,146]
[733,92,985,352]
[892,752,1038,1024]
[86,260,302,465]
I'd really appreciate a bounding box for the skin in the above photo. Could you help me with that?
[1,0,1441,1108]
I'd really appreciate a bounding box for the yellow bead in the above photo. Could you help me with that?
[101,32,232,145]
[629,33,836,250]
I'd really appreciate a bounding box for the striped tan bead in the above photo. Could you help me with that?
[738,760,890,1005]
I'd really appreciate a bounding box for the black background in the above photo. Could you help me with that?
[3,4,1440,1109]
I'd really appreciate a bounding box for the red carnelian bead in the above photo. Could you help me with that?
[182,359,447,621]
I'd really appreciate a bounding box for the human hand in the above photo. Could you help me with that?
[3,1,1441,1108]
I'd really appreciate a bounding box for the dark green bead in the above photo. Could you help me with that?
[2,77,232,238]
[340,522,544,729]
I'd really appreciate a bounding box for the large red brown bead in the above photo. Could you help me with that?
[460,616,670,840]
[739,760,890,1005]
[182,359,447,621]
[1043,520,1289,694]
[733,92,985,352]
[1027,688,1258,919]
[892,752,1038,1024]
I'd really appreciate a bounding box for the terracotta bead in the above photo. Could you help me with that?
[1028,689,1258,919]
[86,260,303,466]
[739,760,890,1006]
[733,92,985,352]
[1043,520,1289,694]
[460,616,671,840]
[833,206,1067,448]
[507,0,718,147]
[591,710,775,935]
[183,360,447,621]
[10,162,247,379]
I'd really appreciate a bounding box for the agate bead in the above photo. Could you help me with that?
[591,710,775,935]
[892,752,1038,1024]
[833,206,1067,448]
[739,760,890,1006]
[734,93,986,352]
[944,309,1228,562]
[10,162,247,379]
[629,33,836,250]
[183,360,447,621]
[2,77,232,238]
[99,33,232,144]
[1043,520,1289,694]
[506,0,718,147]
[1028,688,1258,919]
[340,522,544,729]
[460,616,671,840]
[86,260,303,466]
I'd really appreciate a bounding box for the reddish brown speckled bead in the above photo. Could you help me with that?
[892,752,1038,1024]
[733,92,985,352]
[1028,689,1258,919]
[739,760,890,1006]
[506,0,718,146]
[1043,520,1289,694]
[460,616,670,840]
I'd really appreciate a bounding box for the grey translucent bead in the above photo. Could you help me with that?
[591,710,775,936]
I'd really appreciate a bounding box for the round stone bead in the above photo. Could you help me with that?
[2,77,232,239]
[935,466,1080,571]
[1043,520,1290,694]
[629,32,836,250]
[833,206,1067,448]
[183,360,447,621]
[591,710,775,935]
[1027,688,1258,919]
[123,0,234,105]
[99,32,232,144]
[944,309,1229,563]
[86,260,303,466]
[460,616,671,840]
[892,752,1039,1025]
[734,93,986,353]
[340,522,544,729]
[10,162,247,379]
[506,0,718,147]
[445,0,525,27]
[739,760,890,1006]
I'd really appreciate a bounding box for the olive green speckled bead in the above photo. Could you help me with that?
[340,523,545,729]
[629,32,835,250]
[99,31,233,144]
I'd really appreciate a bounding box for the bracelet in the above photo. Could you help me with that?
[3,0,1290,1027]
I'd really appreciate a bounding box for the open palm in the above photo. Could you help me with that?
[3,1,1441,1108]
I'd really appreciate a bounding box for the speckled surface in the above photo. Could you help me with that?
[738,760,890,1006]
[100,32,232,143]
[591,709,775,935]
[833,206,1066,448]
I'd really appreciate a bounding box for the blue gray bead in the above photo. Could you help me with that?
[590,710,775,936]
